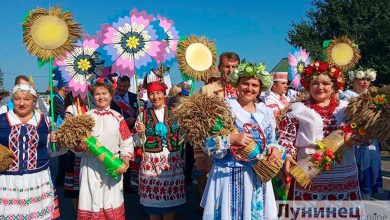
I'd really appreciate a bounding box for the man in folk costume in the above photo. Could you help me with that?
[264,71,290,119]
[135,80,186,220]
[200,52,240,98]
[111,75,139,192]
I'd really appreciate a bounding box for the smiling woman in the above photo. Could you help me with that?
[199,61,281,220]
[77,80,134,220]
[0,84,62,219]
[135,81,186,220]
[278,61,361,201]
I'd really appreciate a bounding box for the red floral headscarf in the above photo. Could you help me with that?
[146,81,168,93]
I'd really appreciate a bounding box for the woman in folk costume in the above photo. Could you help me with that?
[340,68,383,199]
[201,62,281,220]
[135,81,186,220]
[63,94,89,210]
[279,61,361,201]
[0,84,62,219]
[77,80,134,220]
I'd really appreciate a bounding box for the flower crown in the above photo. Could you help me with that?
[92,76,117,91]
[301,61,345,91]
[348,68,376,81]
[230,62,273,91]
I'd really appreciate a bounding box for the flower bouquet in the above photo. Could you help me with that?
[173,93,283,183]
[289,130,349,188]
[57,115,127,179]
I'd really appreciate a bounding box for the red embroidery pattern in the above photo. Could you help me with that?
[295,176,360,200]
[78,204,125,220]
[119,120,132,140]
[140,153,185,203]
[9,125,21,171]
[140,178,186,202]
[27,125,38,169]
[278,111,299,156]
[225,83,237,99]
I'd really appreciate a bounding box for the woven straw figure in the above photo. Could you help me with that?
[0,144,14,172]
[57,114,127,179]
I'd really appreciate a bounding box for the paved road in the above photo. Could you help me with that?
[50,160,203,220]
[52,156,390,219]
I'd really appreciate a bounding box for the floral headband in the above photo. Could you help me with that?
[92,76,117,91]
[230,62,273,91]
[301,61,345,91]
[348,68,376,81]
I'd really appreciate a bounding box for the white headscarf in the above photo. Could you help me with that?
[12,84,38,97]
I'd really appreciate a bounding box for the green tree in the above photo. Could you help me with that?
[288,0,390,85]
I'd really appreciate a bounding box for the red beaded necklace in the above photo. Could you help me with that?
[306,96,339,117]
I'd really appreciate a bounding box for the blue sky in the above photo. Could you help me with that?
[0,0,312,92]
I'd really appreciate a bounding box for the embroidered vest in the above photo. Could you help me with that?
[0,113,50,175]
[143,106,181,153]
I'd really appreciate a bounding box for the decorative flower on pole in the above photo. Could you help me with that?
[157,15,179,67]
[54,35,104,98]
[288,47,310,90]
[98,8,168,79]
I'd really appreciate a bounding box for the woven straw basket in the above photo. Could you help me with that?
[230,125,283,183]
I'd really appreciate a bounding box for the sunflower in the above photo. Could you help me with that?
[23,6,82,61]
[326,36,360,72]
[176,35,217,81]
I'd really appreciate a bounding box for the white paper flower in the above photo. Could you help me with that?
[366,68,377,81]
[355,70,366,79]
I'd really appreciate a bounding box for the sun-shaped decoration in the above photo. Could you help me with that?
[157,15,179,67]
[54,35,104,99]
[288,47,311,90]
[98,8,168,78]
[176,35,217,81]
[22,6,82,61]
[326,36,361,72]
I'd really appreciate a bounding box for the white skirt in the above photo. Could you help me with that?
[0,168,58,219]
[77,154,125,219]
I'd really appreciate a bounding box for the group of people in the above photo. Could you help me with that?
[0,51,384,220]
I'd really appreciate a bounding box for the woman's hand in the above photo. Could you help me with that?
[74,141,88,152]
[135,122,145,134]
[230,133,253,147]
[283,155,298,176]
[266,147,281,163]
[116,158,130,174]
[50,131,58,143]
